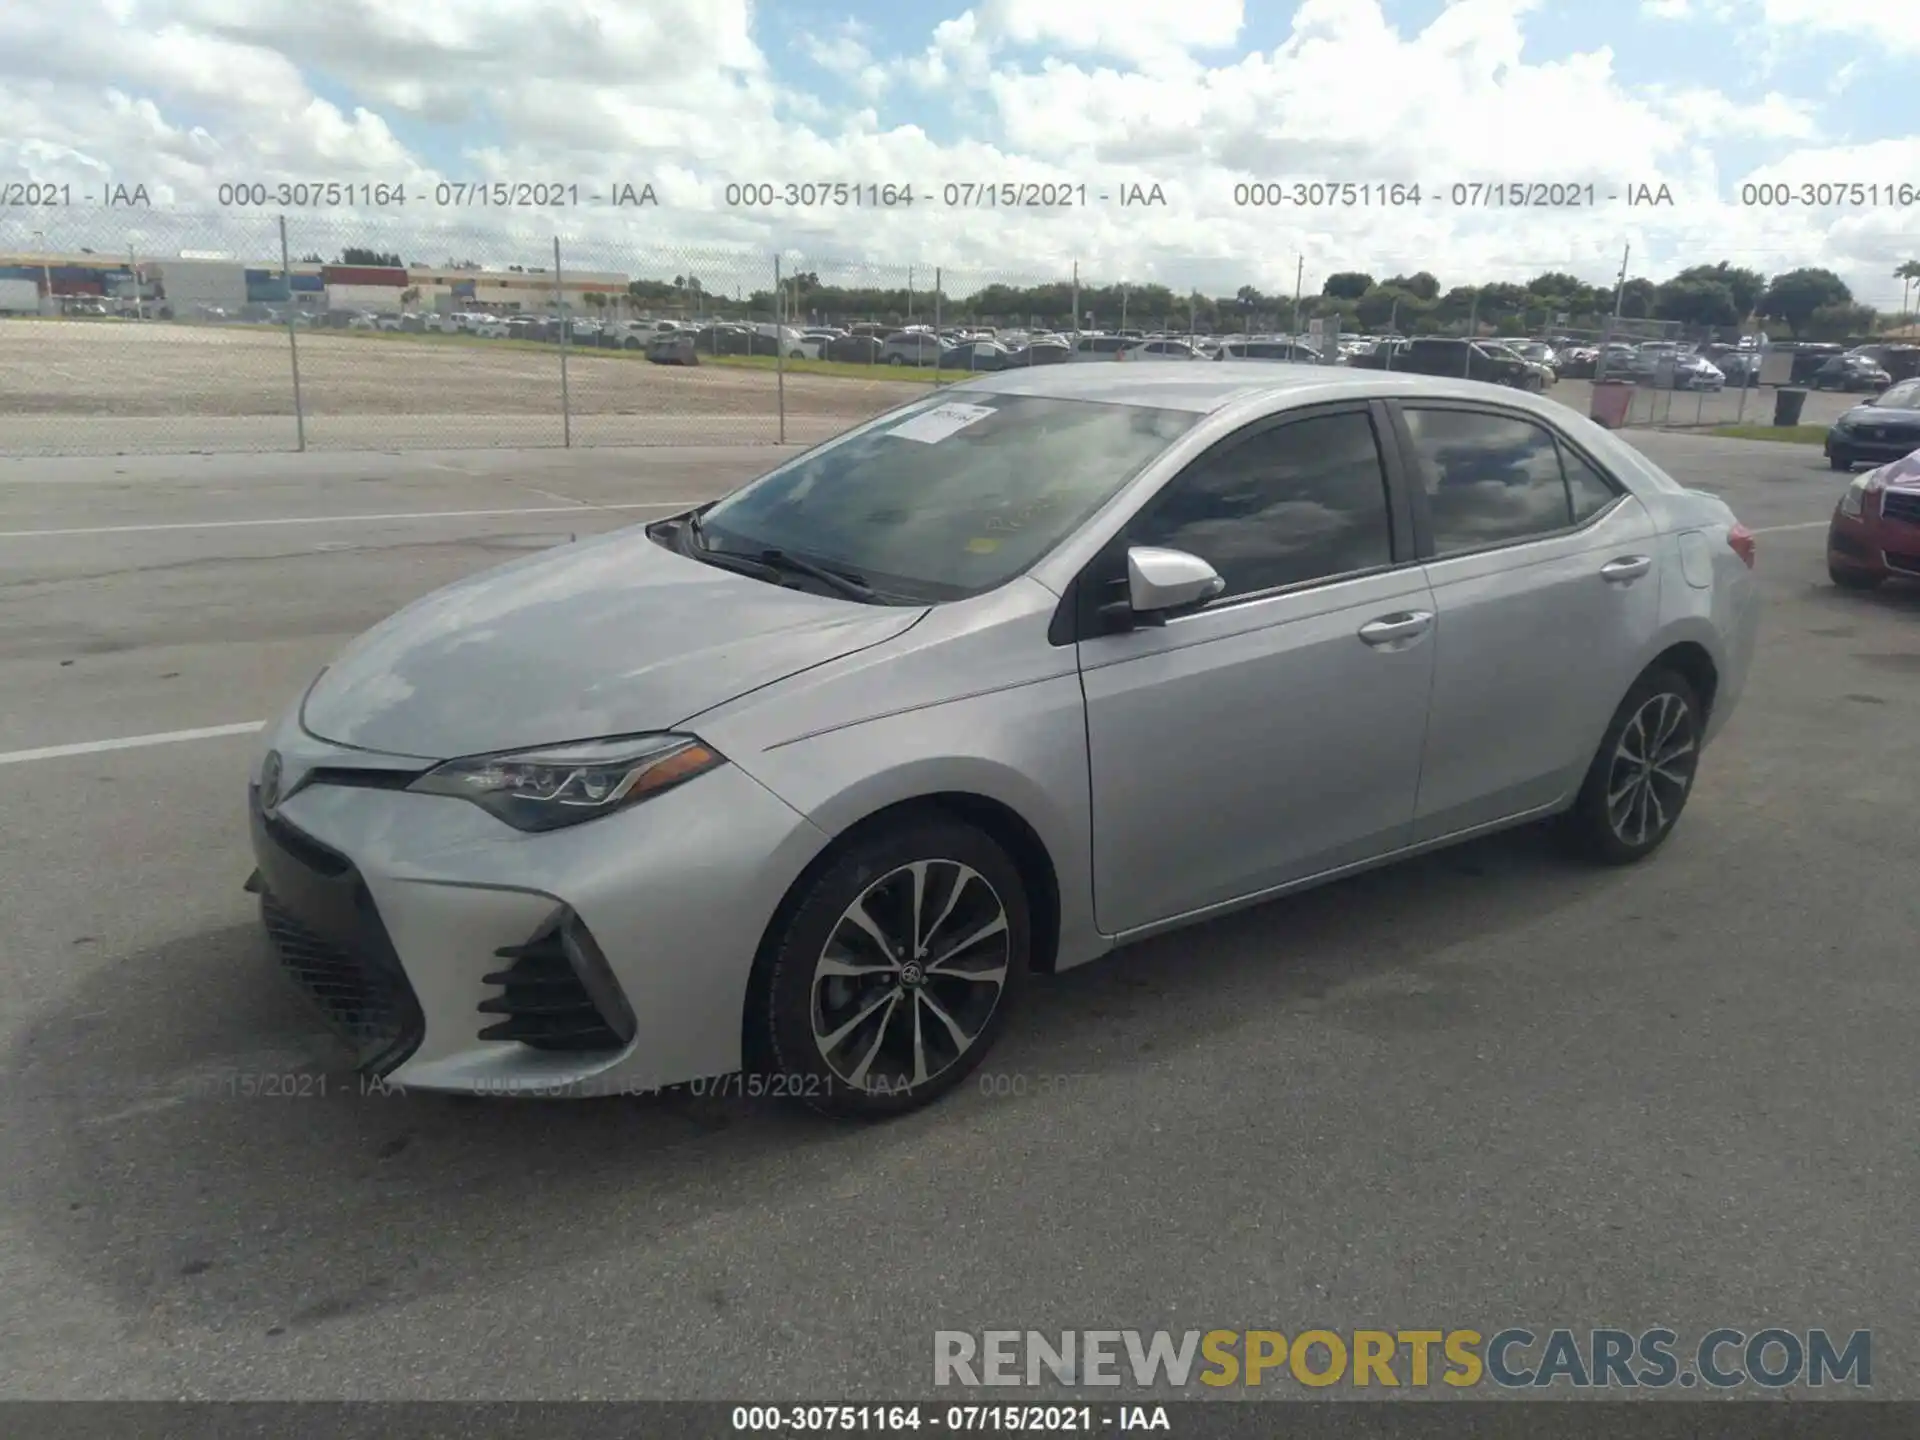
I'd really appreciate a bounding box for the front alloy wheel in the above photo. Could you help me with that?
[750,817,1029,1117]
[810,860,1010,1093]
[1562,668,1702,864]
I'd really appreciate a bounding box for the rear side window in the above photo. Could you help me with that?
[1400,409,1573,553]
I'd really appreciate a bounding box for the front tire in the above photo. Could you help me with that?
[1560,668,1703,865]
[749,817,1030,1118]
[1829,562,1884,591]
[1829,451,1852,471]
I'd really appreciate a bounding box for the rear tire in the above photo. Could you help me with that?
[1829,563,1884,591]
[748,817,1030,1119]
[1559,668,1703,866]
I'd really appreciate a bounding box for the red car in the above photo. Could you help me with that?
[1828,446,1920,589]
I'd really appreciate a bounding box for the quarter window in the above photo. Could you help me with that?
[1128,411,1395,597]
[1561,443,1621,523]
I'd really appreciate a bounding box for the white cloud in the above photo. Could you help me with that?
[1758,0,1920,55]
[0,0,1909,307]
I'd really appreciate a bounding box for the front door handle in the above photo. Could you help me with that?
[1358,610,1434,648]
[1599,555,1653,583]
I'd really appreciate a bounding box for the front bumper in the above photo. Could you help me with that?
[245,720,831,1096]
[1826,429,1920,466]
[1827,498,1920,580]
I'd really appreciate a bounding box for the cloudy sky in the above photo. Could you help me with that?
[2,0,1917,306]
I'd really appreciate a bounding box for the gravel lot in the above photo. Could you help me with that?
[0,320,931,451]
[0,319,1866,455]
[0,435,1915,1403]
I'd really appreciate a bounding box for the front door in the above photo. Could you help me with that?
[1077,405,1437,935]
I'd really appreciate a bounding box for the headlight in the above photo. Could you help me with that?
[409,733,725,832]
[1839,475,1868,517]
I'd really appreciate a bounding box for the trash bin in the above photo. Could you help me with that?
[1774,388,1807,426]
[1589,380,1633,429]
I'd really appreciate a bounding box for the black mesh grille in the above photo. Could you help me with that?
[479,918,630,1052]
[1880,491,1920,525]
[260,889,422,1074]
[1884,551,1920,576]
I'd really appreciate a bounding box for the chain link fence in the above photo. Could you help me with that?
[0,209,1905,454]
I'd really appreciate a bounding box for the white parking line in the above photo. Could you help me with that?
[0,721,265,767]
[0,500,700,540]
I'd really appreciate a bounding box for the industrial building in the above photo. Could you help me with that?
[0,249,631,317]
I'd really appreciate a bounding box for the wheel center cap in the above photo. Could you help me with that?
[900,960,925,987]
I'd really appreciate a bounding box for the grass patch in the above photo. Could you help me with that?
[707,354,953,384]
[1707,424,1828,445]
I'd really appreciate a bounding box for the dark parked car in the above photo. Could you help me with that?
[1811,355,1892,392]
[1393,337,1541,388]
[1848,344,1920,383]
[691,324,755,356]
[937,340,1017,371]
[1786,344,1846,384]
[1005,339,1072,365]
[1824,377,1920,471]
[1343,338,1411,370]
[821,334,884,363]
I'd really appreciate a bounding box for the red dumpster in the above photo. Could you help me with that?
[1590,380,1633,429]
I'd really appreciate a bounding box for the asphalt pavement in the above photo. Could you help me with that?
[0,433,1915,1400]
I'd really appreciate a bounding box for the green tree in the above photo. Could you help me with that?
[1355,285,1428,330]
[1381,271,1440,302]
[1802,301,1877,341]
[1896,259,1920,321]
[1653,276,1739,329]
[1618,277,1658,319]
[338,247,402,267]
[1667,262,1765,320]
[1756,267,1851,334]
[1322,272,1374,300]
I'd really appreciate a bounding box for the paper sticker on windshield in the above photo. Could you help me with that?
[885,402,997,444]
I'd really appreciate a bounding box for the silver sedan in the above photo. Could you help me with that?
[246,366,1761,1116]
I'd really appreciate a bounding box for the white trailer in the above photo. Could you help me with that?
[0,277,44,315]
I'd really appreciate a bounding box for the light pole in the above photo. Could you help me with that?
[32,230,52,312]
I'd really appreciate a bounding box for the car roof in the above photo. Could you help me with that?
[952,363,1570,414]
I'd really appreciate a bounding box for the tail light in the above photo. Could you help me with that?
[1728,523,1756,568]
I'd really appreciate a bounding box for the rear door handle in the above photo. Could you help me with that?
[1358,610,1434,648]
[1599,555,1653,583]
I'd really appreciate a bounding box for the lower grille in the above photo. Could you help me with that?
[479,912,635,1052]
[1884,551,1920,576]
[261,890,422,1073]
[1880,491,1920,525]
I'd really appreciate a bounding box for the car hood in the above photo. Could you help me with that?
[1873,450,1920,488]
[299,526,927,759]
[1841,404,1920,427]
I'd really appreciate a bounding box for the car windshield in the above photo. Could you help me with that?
[1870,379,1920,407]
[693,393,1201,601]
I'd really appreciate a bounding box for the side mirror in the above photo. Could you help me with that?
[1100,546,1225,629]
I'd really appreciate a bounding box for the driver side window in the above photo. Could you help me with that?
[1127,410,1396,600]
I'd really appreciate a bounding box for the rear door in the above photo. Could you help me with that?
[1385,401,1665,840]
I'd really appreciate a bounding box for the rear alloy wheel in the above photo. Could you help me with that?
[1561,669,1702,865]
[751,818,1029,1118]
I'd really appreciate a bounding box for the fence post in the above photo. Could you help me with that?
[774,254,786,444]
[278,215,306,453]
[553,236,572,448]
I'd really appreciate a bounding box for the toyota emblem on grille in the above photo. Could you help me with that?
[259,750,283,812]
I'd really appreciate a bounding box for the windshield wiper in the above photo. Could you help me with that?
[683,515,879,601]
[746,548,877,601]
